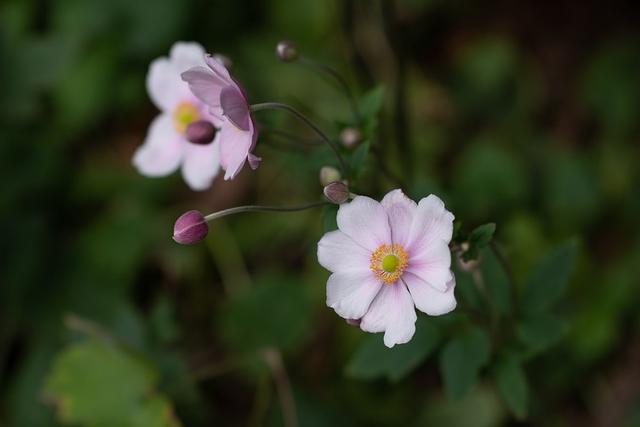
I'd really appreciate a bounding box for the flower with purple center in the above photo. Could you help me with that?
[133,42,222,191]
[317,189,457,348]
[181,55,260,180]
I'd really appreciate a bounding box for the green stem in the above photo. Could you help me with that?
[204,202,329,223]
[250,102,349,179]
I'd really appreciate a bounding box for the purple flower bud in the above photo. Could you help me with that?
[319,166,341,187]
[185,120,217,145]
[339,127,362,149]
[323,181,350,204]
[173,210,208,245]
[276,40,299,62]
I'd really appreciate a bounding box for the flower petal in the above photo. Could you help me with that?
[181,66,227,110]
[181,136,221,191]
[381,189,417,247]
[403,271,456,316]
[317,230,372,274]
[327,271,382,320]
[133,114,183,176]
[360,282,417,348]
[337,196,391,251]
[220,86,250,131]
[169,42,206,70]
[406,239,452,292]
[406,194,455,253]
[205,54,233,83]
[218,119,253,180]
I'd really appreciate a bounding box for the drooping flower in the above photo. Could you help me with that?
[133,42,222,191]
[181,55,260,180]
[317,189,457,348]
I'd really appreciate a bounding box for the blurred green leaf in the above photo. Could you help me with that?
[480,248,511,316]
[439,327,491,400]
[418,385,506,427]
[44,337,180,427]
[346,318,440,381]
[218,275,313,354]
[463,223,496,261]
[521,242,578,313]
[358,85,385,120]
[516,312,567,358]
[494,355,528,419]
[322,204,338,233]
[349,140,370,177]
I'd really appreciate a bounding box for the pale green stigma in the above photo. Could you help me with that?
[382,254,399,273]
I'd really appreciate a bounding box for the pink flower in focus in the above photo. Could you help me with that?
[317,189,457,348]
[133,42,222,191]
[181,55,260,180]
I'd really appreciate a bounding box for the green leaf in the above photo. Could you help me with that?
[346,318,440,381]
[358,85,385,120]
[516,312,568,358]
[218,275,313,354]
[322,205,338,232]
[480,248,511,316]
[494,356,528,419]
[439,327,491,400]
[349,140,370,176]
[43,338,180,427]
[521,242,578,313]
[463,223,496,261]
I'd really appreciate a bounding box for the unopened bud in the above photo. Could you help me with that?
[173,210,208,245]
[186,120,217,145]
[339,127,362,149]
[323,181,350,204]
[319,166,341,187]
[276,40,299,62]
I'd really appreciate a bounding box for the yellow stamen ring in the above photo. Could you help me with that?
[370,244,408,285]
[173,102,200,133]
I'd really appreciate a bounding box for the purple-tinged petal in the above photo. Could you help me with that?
[133,114,183,176]
[327,271,382,320]
[205,54,233,83]
[181,66,227,108]
[406,240,452,292]
[336,196,391,252]
[317,230,371,274]
[406,194,455,254]
[381,189,417,247]
[247,153,261,170]
[403,271,456,316]
[360,282,417,348]
[220,86,250,131]
[218,120,253,180]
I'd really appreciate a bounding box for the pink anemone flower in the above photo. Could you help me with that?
[181,55,260,180]
[133,42,222,191]
[317,189,457,348]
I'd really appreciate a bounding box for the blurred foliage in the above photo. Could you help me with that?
[1,0,640,426]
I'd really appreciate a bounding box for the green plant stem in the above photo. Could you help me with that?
[250,102,349,178]
[204,202,329,223]
[262,348,298,427]
[298,55,362,123]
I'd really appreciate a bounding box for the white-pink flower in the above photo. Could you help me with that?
[317,189,457,348]
[133,42,222,191]
[181,54,260,180]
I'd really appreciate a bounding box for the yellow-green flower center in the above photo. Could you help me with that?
[173,102,200,133]
[382,254,399,273]
[370,244,409,285]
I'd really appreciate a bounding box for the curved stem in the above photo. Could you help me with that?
[298,56,361,123]
[251,102,349,178]
[204,201,329,222]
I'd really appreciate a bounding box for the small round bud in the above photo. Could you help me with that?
[340,127,363,149]
[323,181,350,204]
[186,120,217,145]
[276,40,299,62]
[319,166,341,187]
[173,210,208,245]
